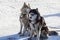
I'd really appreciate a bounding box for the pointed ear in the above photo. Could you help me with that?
[23,2,27,7]
[36,8,38,11]
[20,8,22,12]
[20,2,26,12]
[28,3,30,7]
[24,2,26,5]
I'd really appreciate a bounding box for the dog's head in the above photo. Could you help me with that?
[29,8,40,21]
[21,2,31,14]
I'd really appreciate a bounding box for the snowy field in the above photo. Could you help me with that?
[0,0,60,40]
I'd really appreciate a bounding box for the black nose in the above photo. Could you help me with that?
[30,17,32,18]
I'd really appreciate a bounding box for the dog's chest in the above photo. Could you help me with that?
[20,14,28,20]
[20,14,28,24]
[30,22,39,30]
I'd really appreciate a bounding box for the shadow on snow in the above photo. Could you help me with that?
[0,33,29,40]
[43,13,60,18]
[0,33,60,40]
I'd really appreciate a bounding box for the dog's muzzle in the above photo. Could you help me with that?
[23,14,26,16]
[30,17,32,19]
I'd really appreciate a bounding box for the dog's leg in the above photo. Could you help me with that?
[19,18,25,36]
[20,23,22,34]
[39,28,41,40]
[18,19,23,34]
[30,29,33,37]
[22,26,27,34]
[20,23,27,36]
[36,27,41,40]
[29,30,32,40]
[29,23,34,37]
[36,29,39,40]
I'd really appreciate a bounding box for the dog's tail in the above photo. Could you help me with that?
[48,31,58,36]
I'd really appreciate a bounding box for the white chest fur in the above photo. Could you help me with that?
[30,22,39,30]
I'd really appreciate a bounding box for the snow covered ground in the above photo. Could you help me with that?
[0,0,60,40]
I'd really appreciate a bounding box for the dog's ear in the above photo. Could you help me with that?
[36,8,38,11]
[24,2,26,6]
[20,2,26,12]
[28,3,30,7]
[20,8,22,12]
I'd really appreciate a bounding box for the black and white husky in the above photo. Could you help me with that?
[28,8,47,40]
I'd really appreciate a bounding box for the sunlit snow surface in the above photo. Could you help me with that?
[0,0,60,40]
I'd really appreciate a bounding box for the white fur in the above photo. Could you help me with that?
[29,13,41,40]
[29,13,37,21]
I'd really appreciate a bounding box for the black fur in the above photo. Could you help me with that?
[29,9,49,40]
[41,27,48,33]
[29,9,40,23]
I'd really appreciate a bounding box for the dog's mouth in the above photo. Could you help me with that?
[30,17,32,19]
[23,14,26,16]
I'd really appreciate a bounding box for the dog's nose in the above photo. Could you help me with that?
[30,17,32,18]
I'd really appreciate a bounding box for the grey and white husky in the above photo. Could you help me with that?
[28,8,47,40]
[18,2,31,35]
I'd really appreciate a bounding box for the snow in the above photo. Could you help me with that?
[0,0,60,40]
[0,34,60,40]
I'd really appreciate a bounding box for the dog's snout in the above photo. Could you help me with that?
[30,17,32,18]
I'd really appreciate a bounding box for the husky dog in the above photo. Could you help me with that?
[28,8,47,40]
[19,2,31,35]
